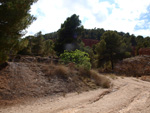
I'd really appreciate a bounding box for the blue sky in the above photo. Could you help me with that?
[26,0,150,37]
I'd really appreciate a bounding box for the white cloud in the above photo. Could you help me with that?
[134,29,150,37]
[26,0,150,37]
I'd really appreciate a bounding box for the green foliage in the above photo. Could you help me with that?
[60,49,91,70]
[43,32,58,40]
[84,46,96,68]
[43,40,54,56]
[130,35,137,46]
[95,39,107,67]
[0,51,9,64]
[10,38,29,55]
[54,14,83,55]
[35,25,150,59]
[42,26,150,57]
[18,36,34,55]
[0,0,37,64]
[32,31,44,56]
[80,28,105,40]
[95,31,131,70]
[19,31,55,57]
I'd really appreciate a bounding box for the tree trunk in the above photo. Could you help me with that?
[111,59,114,70]
[110,54,114,70]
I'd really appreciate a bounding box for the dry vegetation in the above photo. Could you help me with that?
[90,70,111,88]
[0,57,111,106]
[140,76,150,82]
[52,65,70,78]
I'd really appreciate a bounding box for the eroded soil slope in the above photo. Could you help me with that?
[0,61,100,105]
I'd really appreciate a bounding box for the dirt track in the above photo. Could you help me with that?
[1,77,150,113]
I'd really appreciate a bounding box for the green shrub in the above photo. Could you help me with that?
[60,49,91,70]
[0,51,8,64]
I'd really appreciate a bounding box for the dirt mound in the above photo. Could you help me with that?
[0,59,107,106]
[115,55,150,76]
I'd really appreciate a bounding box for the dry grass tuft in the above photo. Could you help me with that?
[42,64,70,79]
[90,70,111,88]
[52,65,70,78]
[67,62,76,69]
[41,64,55,77]
[78,68,91,77]
[141,76,150,82]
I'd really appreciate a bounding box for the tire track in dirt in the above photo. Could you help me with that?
[51,82,130,113]
[118,89,150,113]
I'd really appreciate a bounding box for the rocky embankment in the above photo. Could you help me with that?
[115,55,150,76]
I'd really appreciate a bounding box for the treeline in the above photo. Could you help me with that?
[43,32,57,40]
[44,28,150,54]
[18,31,55,57]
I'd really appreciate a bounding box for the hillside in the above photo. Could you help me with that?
[1,56,150,113]
[0,56,110,106]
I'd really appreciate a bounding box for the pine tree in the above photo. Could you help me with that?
[0,0,38,64]
[96,31,122,70]
[54,14,83,55]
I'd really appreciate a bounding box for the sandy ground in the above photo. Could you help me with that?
[1,77,150,113]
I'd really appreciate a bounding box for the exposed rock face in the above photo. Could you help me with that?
[139,48,150,56]
[82,39,99,47]
[115,55,150,76]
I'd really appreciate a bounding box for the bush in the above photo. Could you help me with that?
[90,70,111,88]
[0,51,9,64]
[60,49,91,70]
[42,64,69,79]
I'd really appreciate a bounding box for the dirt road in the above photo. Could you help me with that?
[1,77,150,113]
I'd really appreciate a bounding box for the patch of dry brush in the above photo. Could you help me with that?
[90,70,111,88]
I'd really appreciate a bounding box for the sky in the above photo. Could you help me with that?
[26,0,150,37]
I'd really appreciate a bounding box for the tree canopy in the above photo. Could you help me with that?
[0,0,37,64]
[18,31,55,57]
[54,14,83,55]
[95,31,131,70]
